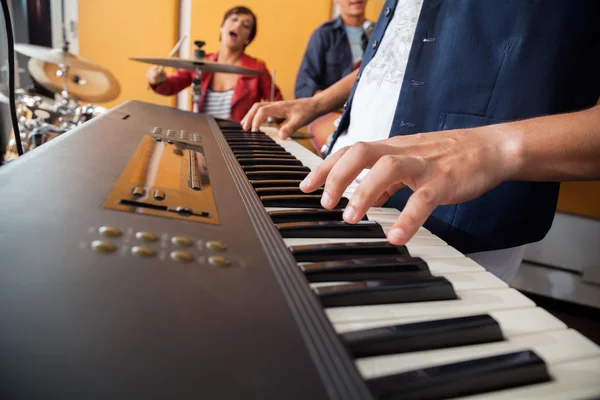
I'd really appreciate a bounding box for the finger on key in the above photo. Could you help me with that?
[388,184,441,245]
[343,157,417,223]
[241,102,261,130]
[322,142,388,209]
[300,147,349,193]
[252,103,282,132]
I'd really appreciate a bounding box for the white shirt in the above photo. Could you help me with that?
[330,0,424,156]
[203,89,234,119]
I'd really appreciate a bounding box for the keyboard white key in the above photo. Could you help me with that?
[356,329,599,379]
[334,306,566,336]
[310,271,508,292]
[326,288,535,324]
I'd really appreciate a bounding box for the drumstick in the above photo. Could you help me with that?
[157,34,188,74]
[148,35,187,90]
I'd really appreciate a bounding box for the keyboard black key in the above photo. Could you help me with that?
[367,350,550,400]
[261,194,347,208]
[290,242,409,263]
[229,143,283,149]
[235,152,295,158]
[220,128,263,133]
[276,221,386,239]
[312,277,457,307]
[237,158,303,166]
[229,144,283,150]
[250,180,303,188]
[243,165,311,173]
[341,314,504,358]
[300,256,430,282]
[257,187,324,197]
[225,137,276,145]
[247,171,310,180]
[269,209,365,223]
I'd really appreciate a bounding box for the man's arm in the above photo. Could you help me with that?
[299,104,600,245]
[511,105,600,181]
[294,31,325,99]
[241,69,358,137]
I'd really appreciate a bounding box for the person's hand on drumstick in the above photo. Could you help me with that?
[146,35,188,88]
[146,66,167,86]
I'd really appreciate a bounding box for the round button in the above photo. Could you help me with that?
[98,226,122,238]
[385,6,391,17]
[131,246,155,258]
[136,231,158,242]
[91,240,117,254]
[170,250,193,263]
[208,256,230,267]
[206,241,227,252]
[171,236,193,247]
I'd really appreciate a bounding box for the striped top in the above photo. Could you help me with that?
[203,89,234,119]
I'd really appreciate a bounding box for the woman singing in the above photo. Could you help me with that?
[147,6,283,122]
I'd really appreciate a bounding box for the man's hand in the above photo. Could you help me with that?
[299,126,519,245]
[146,66,166,86]
[241,98,319,139]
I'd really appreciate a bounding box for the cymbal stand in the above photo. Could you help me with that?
[192,65,202,113]
[190,40,206,114]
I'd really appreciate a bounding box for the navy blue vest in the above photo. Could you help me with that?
[329,0,600,254]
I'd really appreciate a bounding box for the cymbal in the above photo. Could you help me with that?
[129,56,264,75]
[28,58,121,103]
[15,44,106,71]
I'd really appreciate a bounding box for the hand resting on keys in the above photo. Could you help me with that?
[299,105,600,246]
[241,69,359,138]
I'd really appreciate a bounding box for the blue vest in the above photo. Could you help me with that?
[329,0,600,254]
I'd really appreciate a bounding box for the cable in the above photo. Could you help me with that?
[1,0,23,156]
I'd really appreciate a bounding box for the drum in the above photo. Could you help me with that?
[3,91,107,163]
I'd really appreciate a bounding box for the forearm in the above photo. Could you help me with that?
[312,70,358,117]
[501,105,600,181]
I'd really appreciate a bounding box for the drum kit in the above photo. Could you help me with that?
[2,40,270,163]
[2,43,120,162]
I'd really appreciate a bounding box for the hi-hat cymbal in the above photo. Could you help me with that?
[15,44,106,71]
[129,56,264,75]
[28,58,121,103]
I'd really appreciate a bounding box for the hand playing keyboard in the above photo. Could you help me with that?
[299,126,517,247]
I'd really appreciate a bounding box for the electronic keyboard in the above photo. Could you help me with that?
[0,100,598,400]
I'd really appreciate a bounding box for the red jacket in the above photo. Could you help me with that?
[151,53,283,122]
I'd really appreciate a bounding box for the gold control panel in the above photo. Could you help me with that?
[103,133,220,224]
